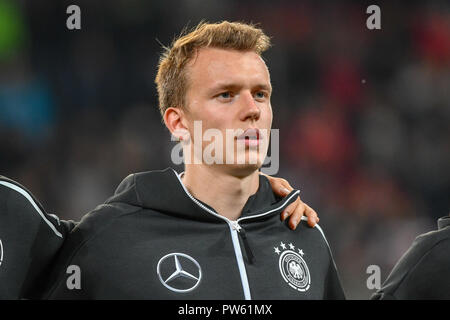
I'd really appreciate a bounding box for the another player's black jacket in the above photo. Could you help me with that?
[0,176,75,299]
[371,215,450,300]
[1,169,345,299]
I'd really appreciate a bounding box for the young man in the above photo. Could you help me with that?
[1,21,344,299]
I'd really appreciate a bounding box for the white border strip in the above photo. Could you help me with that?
[0,239,3,266]
[237,190,300,223]
[0,181,62,238]
[229,225,252,299]
[314,222,339,270]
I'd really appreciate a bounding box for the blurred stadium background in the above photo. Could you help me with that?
[0,0,448,299]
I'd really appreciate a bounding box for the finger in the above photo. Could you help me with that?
[280,197,298,221]
[278,179,293,196]
[276,179,292,197]
[264,174,292,197]
[304,204,319,227]
[288,201,307,230]
[282,179,294,191]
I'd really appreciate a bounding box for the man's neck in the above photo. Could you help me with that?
[181,165,260,221]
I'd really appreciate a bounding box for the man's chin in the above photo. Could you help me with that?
[221,162,262,177]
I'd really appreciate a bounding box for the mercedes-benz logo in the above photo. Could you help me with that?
[157,253,202,293]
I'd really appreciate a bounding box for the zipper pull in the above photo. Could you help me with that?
[233,222,255,264]
[231,220,242,232]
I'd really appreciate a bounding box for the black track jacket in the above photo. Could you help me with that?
[371,215,450,299]
[1,168,345,300]
[0,176,75,299]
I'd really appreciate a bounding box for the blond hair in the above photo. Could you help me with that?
[155,21,271,117]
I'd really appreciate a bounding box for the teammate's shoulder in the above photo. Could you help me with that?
[410,222,450,254]
[0,175,44,209]
[0,175,67,234]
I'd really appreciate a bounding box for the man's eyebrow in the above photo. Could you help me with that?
[210,83,241,92]
[254,84,272,92]
[209,83,272,93]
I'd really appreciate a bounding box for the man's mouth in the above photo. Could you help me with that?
[236,128,261,147]
[236,128,260,140]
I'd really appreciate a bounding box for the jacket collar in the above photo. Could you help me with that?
[106,167,298,223]
[437,215,450,230]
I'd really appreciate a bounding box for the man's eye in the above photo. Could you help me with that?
[218,92,232,99]
[255,91,266,99]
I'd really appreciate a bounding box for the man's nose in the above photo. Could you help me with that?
[240,91,260,121]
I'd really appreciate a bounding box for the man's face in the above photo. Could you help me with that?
[182,47,273,175]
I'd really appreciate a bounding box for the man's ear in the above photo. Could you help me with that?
[163,107,190,142]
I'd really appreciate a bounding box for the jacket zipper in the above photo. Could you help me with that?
[233,189,300,266]
[174,170,300,300]
[230,221,255,264]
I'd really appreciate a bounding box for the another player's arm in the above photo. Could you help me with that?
[0,176,77,299]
